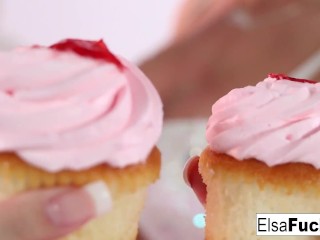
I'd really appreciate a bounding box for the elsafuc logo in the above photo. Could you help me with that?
[257,214,320,236]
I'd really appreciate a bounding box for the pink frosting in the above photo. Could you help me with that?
[0,40,163,172]
[206,76,320,168]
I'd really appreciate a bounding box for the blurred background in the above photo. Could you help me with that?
[0,0,181,62]
[1,0,320,239]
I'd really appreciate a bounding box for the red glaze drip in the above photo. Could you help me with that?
[268,73,317,84]
[49,39,123,69]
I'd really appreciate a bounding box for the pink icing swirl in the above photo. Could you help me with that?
[0,40,163,172]
[206,75,320,168]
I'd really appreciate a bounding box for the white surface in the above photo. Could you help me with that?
[1,0,183,62]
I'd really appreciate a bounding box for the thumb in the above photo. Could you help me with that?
[0,181,111,240]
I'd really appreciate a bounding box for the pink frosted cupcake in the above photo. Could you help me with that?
[199,74,320,240]
[0,39,163,240]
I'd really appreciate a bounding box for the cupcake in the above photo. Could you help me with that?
[0,39,163,240]
[199,74,320,239]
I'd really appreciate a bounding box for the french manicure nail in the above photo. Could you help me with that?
[45,181,112,227]
[83,181,112,216]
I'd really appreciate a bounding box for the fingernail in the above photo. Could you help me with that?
[45,181,112,227]
[83,181,112,216]
[183,156,199,187]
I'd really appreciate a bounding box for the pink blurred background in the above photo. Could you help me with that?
[0,0,183,62]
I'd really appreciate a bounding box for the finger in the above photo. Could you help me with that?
[183,156,207,205]
[175,0,242,40]
[199,0,242,29]
[0,181,112,240]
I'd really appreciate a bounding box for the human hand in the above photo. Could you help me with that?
[141,0,320,118]
[175,0,260,41]
[174,0,297,41]
[0,181,111,240]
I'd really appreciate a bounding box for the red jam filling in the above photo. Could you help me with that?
[268,73,317,84]
[49,39,123,69]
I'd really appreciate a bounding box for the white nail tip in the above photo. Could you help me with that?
[84,181,112,216]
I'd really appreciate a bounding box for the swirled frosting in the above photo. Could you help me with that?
[0,39,163,172]
[206,74,320,168]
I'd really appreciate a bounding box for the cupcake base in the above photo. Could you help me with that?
[199,147,320,240]
[0,147,161,240]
